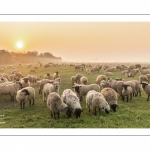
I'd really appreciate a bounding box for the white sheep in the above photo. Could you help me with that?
[73,83,100,101]
[44,73,52,80]
[71,76,76,85]
[47,92,71,119]
[95,75,107,85]
[53,71,60,80]
[80,76,88,85]
[122,84,133,102]
[20,77,30,88]
[85,68,91,75]
[86,90,110,115]
[140,82,150,101]
[0,81,22,101]
[101,87,118,112]
[16,87,35,109]
[43,81,60,102]
[61,89,83,118]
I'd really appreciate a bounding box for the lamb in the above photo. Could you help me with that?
[47,92,71,119]
[72,83,100,101]
[61,89,83,118]
[101,88,118,112]
[140,82,150,101]
[53,71,60,80]
[122,84,133,102]
[95,75,107,85]
[0,81,22,101]
[86,90,110,115]
[43,81,60,102]
[80,76,88,85]
[16,87,35,109]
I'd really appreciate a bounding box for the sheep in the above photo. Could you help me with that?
[75,73,83,84]
[0,81,22,101]
[86,90,110,115]
[91,65,102,73]
[53,71,60,80]
[61,89,83,118]
[146,74,150,83]
[44,73,52,80]
[30,69,36,74]
[140,82,150,101]
[139,75,148,83]
[104,72,113,76]
[38,79,54,94]
[80,76,88,85]
[95,75,107,86]
[16,87,35,109]
[20,77,30,88]
[131,80,142,97]
[139,69,150,75]
[72,83,100,101]
[106,67,116,72]
[101,87,118,112]
[85,68,91,75]
[43,81,60,102]
[122,84,133,102]
[100,80,110,89]
[71,76,77,85]
[47,92,71,119]
[125,80,136,97]
[127,68,139,78]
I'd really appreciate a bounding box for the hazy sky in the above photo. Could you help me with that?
[0,22,150,62]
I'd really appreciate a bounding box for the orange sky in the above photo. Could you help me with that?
[0,22,150,62]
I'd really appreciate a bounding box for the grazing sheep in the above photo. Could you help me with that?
[91,65,102,73]
[100,80,110,89]
[75,73,83,84]
[86,90,110,115]
[131,80,142,97]
[122,84,133,102]
[71,76,77,85]
[125,80,136,96]
[16,87,35,109]
[139,75,148,83]
[0,81,22,101]
[106,67,116,72]
[30,69,36,74]
[47,92,71,119]
[61,89,83,118]
[53,71,60,80]
[73,83,100,101]
[101,88,118,112]
[95,75,107,86]
[140,82,150,101]
[43,81,60,102]
[44,73,52,80]
[104,72,113,76]
[139,69,150,75]
[128,68,139,78]
[80,76,88,85]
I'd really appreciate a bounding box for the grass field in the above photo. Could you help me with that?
[0,64,150,128]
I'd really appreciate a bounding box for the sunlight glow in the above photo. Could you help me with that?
[16,41,23,49]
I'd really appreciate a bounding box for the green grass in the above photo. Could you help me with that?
[0,64,150,128]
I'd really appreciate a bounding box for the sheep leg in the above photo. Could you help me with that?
[29,99,31,105]
[139,90,141,96]
[98,108,100,115]
[57,112,60,119]
[23,102,25,109]
[127,96,128,102]
[130,94,132,101]
[20,102,22,109]
[80,96,83,101]
[147,95,149,101]
[54,112,56,119]
[88,105,91,112]
[94,107,97,115]
[122,96,125,101]
[50,111,53,118]
[10,95,14,101]
[32,98,34,105]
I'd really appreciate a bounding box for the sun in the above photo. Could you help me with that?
[16,41,23,49]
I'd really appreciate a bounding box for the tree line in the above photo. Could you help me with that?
[0,50,62,64]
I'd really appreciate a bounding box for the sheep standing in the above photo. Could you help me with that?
[16,87,35,109]
[80,76,88,85]
[140,82,150,101]
[0,81,22,101]
[85,68,91,75]
[20,77,30,88]
[30,69,36,74]
[73,83,100,101]
[95,75,107,85]
[139,75,148,83]
[44,73,52,80]
[101,88,118,112]
[43,81,60,102]
[86,90,110,115]
[71,76,76,85]
[122,84,133,102]
[53,71,60,80]
[75,73,83,84]
[62,89,83,118]
[47,92,71,119]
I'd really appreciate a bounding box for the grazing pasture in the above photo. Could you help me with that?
[0,63,150,128]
